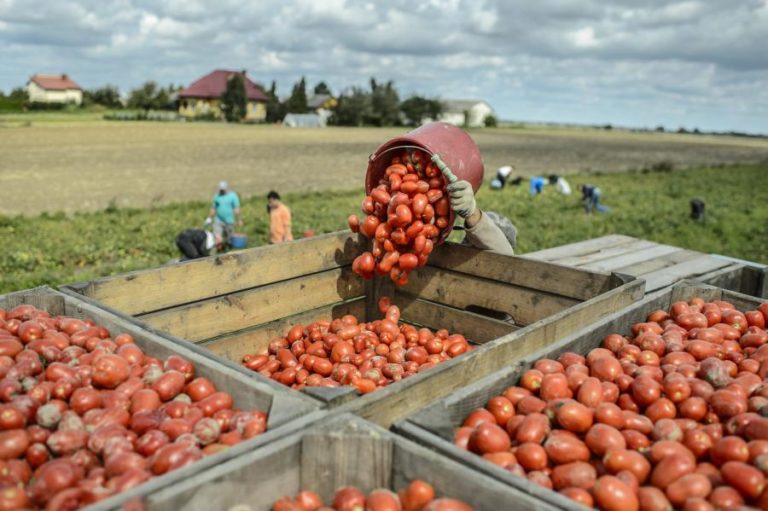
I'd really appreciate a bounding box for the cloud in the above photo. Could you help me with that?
[0,0,766,132]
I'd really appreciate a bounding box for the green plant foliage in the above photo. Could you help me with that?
[0,164,766,293]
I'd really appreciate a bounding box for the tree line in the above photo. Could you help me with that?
[1,76,449,126]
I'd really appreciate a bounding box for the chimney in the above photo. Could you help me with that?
[62,74,68,80]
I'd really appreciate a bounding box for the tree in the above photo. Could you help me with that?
[127,82,170,111]
[220,73,247,122]
[368,78,399,126]
[265,81,286,123]
[484,114,498,127]
[313,81,331,95]
[285,76,308,113]
[399,96,443,126]
[8,87,28,103]
[84,85,122,108]
[330,87,371,126]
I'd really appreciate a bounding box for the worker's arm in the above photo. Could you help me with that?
[446,180,515,256]
[463,211,515,255]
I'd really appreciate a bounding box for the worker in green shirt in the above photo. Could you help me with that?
[205,181,243,247]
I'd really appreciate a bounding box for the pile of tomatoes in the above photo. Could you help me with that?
[348,149,450,286]
[0,304,267,510]
[272,480,473,511]
[455,298,768,511]
[242,298,471,395]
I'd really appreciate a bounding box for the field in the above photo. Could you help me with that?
[1,162,766,293]
[2,116,768,215]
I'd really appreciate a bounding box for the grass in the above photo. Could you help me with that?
[1,163,766,294]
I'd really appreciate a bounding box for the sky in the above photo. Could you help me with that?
[1,0,767,133]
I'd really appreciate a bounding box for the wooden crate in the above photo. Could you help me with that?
[0,287,324,511]
[524,234,767,297]
[62,230,644,425]
[394,281,767,511]
[99,413,563,511]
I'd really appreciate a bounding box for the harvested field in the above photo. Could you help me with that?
[1,119,767,215]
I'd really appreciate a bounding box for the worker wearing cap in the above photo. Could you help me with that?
[446,180,516,256]
[205,181,242,247]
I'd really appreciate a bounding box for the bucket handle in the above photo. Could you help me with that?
[368,145,458,184]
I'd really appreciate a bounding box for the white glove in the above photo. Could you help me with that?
[204,217,213,226]
[447,180,477,219]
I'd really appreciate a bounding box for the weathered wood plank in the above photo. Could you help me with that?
[643,255,734,292]
[555,239,657,268]
[132,414,564,511]
[522,234,637,262]
[582,243,681,272]
[141,267,364,342]
[401,265,579,326]
[301,428,392,503]
[428,241,614,301]
[65,231,359,315]
[339,278,644,427]
[203,298,366,362]
[395,292,518,343]
[616,248,702,276]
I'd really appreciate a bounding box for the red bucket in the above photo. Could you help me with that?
[366,122,485,243]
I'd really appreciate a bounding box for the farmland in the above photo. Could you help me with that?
[1,161,766,294]
[1,117,768,215]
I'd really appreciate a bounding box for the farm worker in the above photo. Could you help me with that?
[432,154,515,255]
[529,176,546,196]
[205,181,242,247]
[267,190,293,244]
[578,184,609,214]
[548,174,572,195]
[175,229,222,260]
[490,165,514,190]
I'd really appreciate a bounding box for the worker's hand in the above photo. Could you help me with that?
[237,219,244,227]
[447,180,477,219]
[204,217,213,226]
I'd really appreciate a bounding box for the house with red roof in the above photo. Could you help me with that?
[178,69,269,121]
[26,74,83,105]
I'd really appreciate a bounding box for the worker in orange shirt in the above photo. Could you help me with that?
[267,191,293,243]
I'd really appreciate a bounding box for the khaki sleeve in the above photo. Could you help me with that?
[464,211,515,255]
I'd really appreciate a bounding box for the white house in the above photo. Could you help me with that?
[26,74,83,105]
[439,100,495,128]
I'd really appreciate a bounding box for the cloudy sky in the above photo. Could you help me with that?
[1,0,767,133]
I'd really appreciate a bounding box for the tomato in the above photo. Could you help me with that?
[400,480,434,511]
[720,461,765,499]
[333,486,366,511]
[0,429,29,460]
[468,422,510,454]
[91,354,130,389]
[593,475,638,511]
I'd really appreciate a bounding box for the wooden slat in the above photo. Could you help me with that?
[642,255,734,292]
[339,278,644,427]
[66,231,359,315]
[522,234,637,262]
[581,243,681,272]
[395,292,518,343]
[554,239,657,268]
[141,267,364,342]
[203,298,366,362]
[428,242,613,301]
[134,414,563,511]
[301,429,392,503]
[616,248,702,276]
[401,265,578,326]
